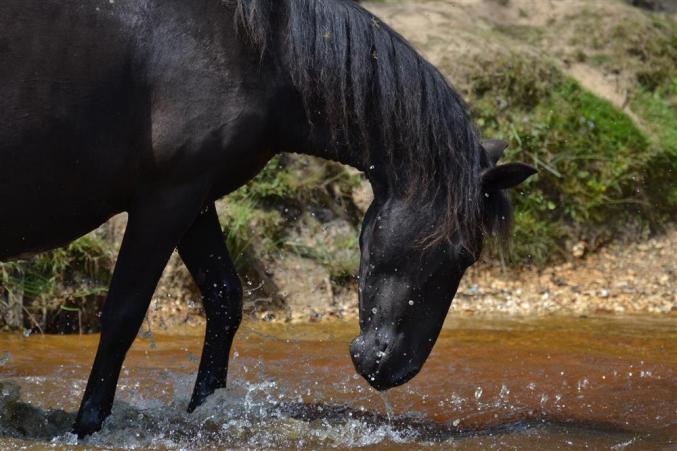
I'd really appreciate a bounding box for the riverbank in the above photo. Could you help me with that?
[450,228,676,317]
[142,0,677,328]
[141,227,675,330]
[1,0,675,333]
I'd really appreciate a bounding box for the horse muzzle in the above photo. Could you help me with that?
[349,333,422,391]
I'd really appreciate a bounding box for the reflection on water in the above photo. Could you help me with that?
[0,316,675,449]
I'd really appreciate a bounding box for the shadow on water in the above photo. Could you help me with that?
[0,381,657,449]
[0,316,675,448]
[277,401,645,441]
[0,382,74,441]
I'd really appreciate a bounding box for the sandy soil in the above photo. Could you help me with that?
[143,226,675,330]
[368,0,673,112]
[450,228,676,316]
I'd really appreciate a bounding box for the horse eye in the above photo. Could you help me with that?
[458,247,475,266]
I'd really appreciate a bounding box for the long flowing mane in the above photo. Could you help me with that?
[235,0,511,251]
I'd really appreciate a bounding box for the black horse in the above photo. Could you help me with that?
[0,0,536,437]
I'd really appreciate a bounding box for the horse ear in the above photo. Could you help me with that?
[482,163,537,191]
[482,139,508,165]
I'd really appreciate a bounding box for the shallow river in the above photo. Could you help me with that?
[0,315,675,449]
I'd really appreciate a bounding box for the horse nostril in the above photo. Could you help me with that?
[375,341,388,359]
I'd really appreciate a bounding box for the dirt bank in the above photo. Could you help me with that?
[142,226,675,330]
[450,228,676,317]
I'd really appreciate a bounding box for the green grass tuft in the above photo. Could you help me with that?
[471,55,669,264]
[0,233,114,331]
[630,78,677,215]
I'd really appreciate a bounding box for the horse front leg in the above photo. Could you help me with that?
[73,182,208,438]
[177,203,243,412]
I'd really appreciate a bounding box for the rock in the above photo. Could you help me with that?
[269,255,335,317]
[571,241,587,258]
[0,382,73,440]
[351,179,373,214]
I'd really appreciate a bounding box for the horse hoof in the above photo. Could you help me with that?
[73,410,106,439]
[187,393,207,413]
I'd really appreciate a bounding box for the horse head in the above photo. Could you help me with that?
[350,140,536,390]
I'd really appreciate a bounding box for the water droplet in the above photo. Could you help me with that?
[408,300,414,306]
[576,378,589,391]
[474,387,483,400]
[0,352,11,366]
[371,307,378,314]
[499,384,510,398]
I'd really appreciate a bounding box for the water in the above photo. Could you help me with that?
[0,316,675,449]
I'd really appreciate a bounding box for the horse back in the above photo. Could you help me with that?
[0,0,272,260]
[0,0,152,258]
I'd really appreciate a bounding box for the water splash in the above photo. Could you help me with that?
[474,386,483,401]
[0,352,11,366]
[0,316,672,449]
[378,391,394,423]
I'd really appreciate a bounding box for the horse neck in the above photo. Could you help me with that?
[272,90,370,172]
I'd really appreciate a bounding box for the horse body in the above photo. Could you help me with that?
[1,0,536,438]
[0,0,273,259]
[2,1,283,435]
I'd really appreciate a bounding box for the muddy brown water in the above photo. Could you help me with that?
[0,316,675,449]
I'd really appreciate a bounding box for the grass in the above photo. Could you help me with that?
[471,54,670,264]
[567,8,677,93]
[219,154,362,276]
[218,197,285,271]
[0,233,114,332]
[629,78,677,215]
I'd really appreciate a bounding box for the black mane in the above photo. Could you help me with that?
[235,0,512,251]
